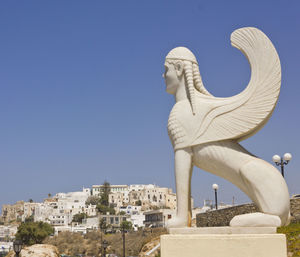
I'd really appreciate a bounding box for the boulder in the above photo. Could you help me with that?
[6,244,60,257]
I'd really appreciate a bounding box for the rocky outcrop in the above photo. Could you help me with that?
[139,236,160,257]
[6,244,60,257]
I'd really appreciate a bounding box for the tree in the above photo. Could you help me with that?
[72,213,87,223]
[96,204,115,215]
[96,181,115,214]
[120,220,132,231]
[99,181,111,206]
[15,221,54,245]
[28,199,33,203]
[48,193,52,198]
[99,218,107,230]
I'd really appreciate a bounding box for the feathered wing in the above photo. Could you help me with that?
[193,27,281,146]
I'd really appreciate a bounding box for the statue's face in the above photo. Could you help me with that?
[163,61,180,95]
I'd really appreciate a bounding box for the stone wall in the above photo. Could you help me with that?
[196,198,300,227]
[290,198,300,221]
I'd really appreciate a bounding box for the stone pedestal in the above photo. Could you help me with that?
[161,227,287,257]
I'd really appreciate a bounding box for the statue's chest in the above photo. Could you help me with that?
[167,100,210,149]
[167,104,187,147]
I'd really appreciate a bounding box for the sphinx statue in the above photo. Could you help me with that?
[163,27,290,228]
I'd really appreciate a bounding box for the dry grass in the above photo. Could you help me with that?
[44,231,101,256]
[44,228,167,256]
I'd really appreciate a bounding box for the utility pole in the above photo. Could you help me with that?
[122,224,125,257]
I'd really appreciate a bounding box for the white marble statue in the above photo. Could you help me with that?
[163,27,290,228]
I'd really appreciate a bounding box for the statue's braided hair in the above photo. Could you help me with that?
[183,61,196,115]
[193,63,211,96]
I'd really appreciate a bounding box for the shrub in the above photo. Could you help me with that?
[15,221,54,245]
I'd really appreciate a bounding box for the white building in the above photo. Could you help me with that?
[107,184,181,211]
[119,205,141,215]
[129,214,145,231]
[82,217,99,229]
[49,214,69,226]
[143,209,176,228]
[53,187,95,220]
[92,184,128,196]
[129,184,179,210]
[53,217,99,235]
[22,202,40,221]
[32,188,96,227]
[99,214,130,229]
[0,225,18,240]
[0,242,13,253]
[34,203,53,222]
[109,192,128,208]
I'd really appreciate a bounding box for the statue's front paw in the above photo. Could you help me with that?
[230,212,282,227]
[166,216,188,228]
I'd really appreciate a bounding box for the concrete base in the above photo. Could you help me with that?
[161,234,287,257]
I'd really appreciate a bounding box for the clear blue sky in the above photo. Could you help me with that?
[0,0,299,210]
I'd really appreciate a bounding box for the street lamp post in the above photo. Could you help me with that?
[272,153,292,177]
[13,240,22,257]
[212,184,219,210]
[121,224,125,257]
[102,240,108,257]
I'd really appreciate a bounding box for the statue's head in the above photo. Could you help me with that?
[164,47,211,114]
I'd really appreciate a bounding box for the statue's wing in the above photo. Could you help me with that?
[193,27,281,145]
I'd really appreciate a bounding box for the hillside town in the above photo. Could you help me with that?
[0,183,232,248]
